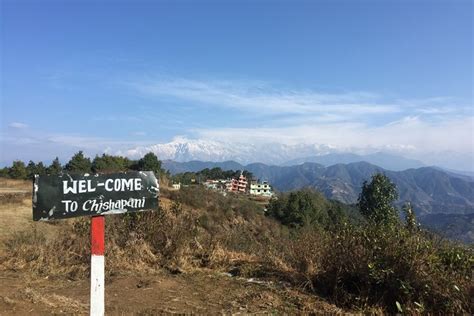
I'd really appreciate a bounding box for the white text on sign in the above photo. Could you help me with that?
[63,178,143,194]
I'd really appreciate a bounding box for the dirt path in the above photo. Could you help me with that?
[0,270,342,315]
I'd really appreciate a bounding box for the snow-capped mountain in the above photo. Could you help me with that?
[118,137,428,171]
[120,137,336,165]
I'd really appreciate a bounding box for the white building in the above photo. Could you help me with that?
[203,179,230,191]
[250,180,273,197]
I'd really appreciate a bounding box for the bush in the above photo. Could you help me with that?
[311,223,473,313]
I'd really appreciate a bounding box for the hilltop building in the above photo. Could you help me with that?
[228,173,248,193]
[250,180,273,197]
[203,179,230,192]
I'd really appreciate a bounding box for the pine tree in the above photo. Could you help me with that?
[136,152,161,175]
[26,160,37,179]
[92,154,131,173]
[36,162,47,175]
[48,157,63,175]
[65,151,92,173]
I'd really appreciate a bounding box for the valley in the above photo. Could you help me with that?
[165,160,474,243]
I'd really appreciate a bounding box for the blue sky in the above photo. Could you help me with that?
[1,0,473,169]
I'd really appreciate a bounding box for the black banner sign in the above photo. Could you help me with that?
[33,171,159,221]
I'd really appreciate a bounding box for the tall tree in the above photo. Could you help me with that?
[358,173,399,226]
[26,160,37,179]
[36,162,47,175]
[136,152,161,175]
[48,157,63,175]
[25,161,46,178]
[65,151,92,173]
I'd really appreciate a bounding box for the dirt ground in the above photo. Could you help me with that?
[0,270,343,315]
[0,179,344,315]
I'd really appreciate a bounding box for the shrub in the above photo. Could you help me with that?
[267,189,330,228]
[311,223,473,313]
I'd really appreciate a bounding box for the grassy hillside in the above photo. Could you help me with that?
[1,178,472,314]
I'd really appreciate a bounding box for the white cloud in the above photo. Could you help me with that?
[193,116,474,157]
[129,78,400,117]
[8,122,28,129]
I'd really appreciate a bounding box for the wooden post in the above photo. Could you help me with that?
[90,216,105,316]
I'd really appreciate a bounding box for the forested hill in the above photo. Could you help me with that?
[163,160,474,216]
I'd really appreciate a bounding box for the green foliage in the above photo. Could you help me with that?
[92,154,132,173]
[0,167,9,178]
[136,152,161,175]
[313,223,473,313]
[26,160,46,178]
[1,152,164,178]
[65,151,92,173]
[1,160,46,179]
[358,173,399,226]
[8,160,28,179]
[26,161,36,178]
[267,189,330,228]
[326,201,354,228]
[48,157,63,175]
[36,162,47,175]
[403,202,418,231]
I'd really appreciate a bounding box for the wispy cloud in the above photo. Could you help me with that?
[129,78,400,118]
[8,122,29,129]
[127,77,471,124]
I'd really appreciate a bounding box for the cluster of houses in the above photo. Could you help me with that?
[205,173,274,197]
[172,172,274,197]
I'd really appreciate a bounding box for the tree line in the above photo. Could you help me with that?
[0,151,167,179]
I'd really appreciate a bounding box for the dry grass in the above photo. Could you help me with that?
[19,287,88,314]
[0,178,31,193]
[1,180,472,314]
[0,197,32,243]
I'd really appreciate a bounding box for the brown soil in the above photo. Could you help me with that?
[0,270,343,315]
[0,179,346,315]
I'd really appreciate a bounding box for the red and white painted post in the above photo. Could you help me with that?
[90,216,105,316]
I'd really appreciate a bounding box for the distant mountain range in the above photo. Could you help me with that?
[163,160,474,217]
[282,152,426,171]
[123,137,439,171]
